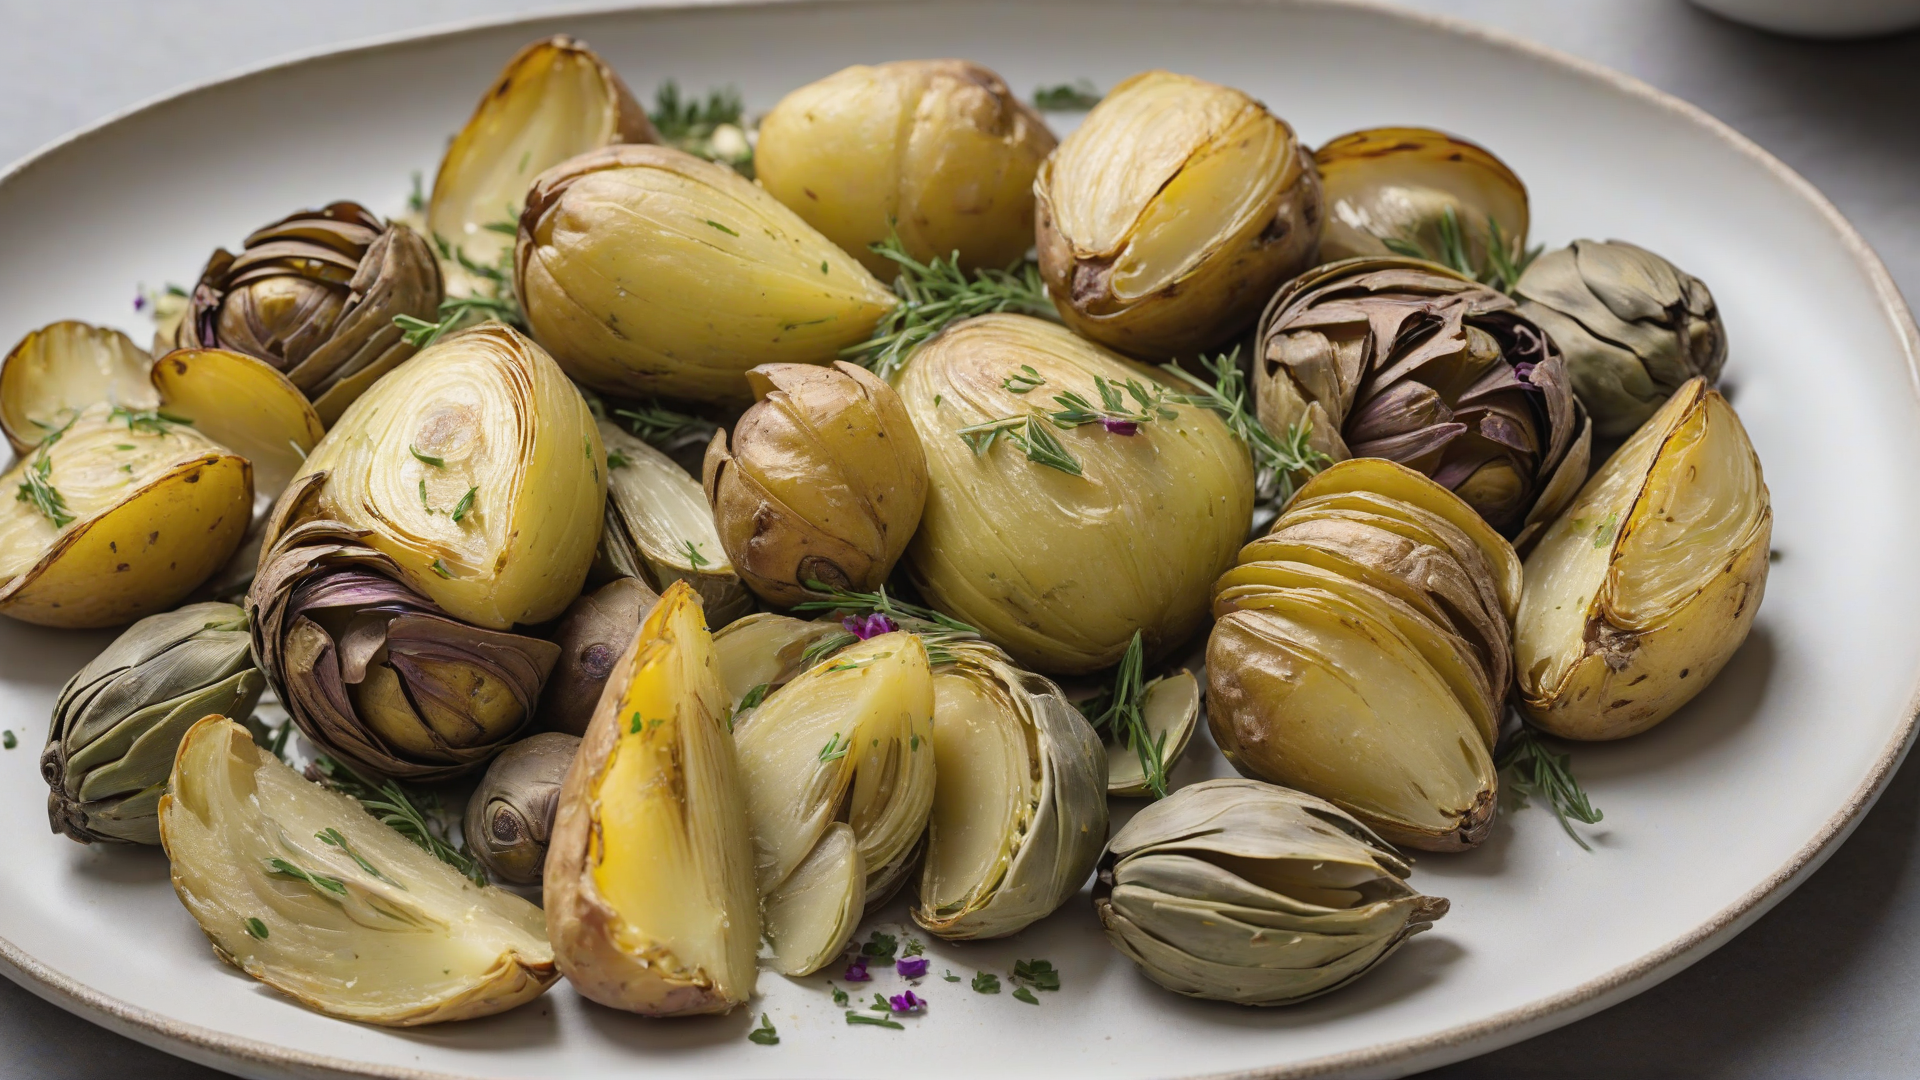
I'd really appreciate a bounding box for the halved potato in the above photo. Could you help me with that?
[544,580,759,1015]
[150,348,324,498]
[0,321,156,454]
[158,715,556,1026]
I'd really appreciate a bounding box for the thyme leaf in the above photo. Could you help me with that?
[14,420,75,528]
[747,1013,779,1045]
[451,486,477,524]
[683,540,710,569]
[819,732,850,763]
[844,229,1057,380]
[1498,727,1603,850]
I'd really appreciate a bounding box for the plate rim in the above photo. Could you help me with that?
[2,1,1916,1077]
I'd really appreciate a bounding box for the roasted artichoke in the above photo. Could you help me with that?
[515,145,898,403]
[1034,70,1321,358]
[1515,239,1726,439]
[466,732,580,884]
[704,362,928,605]
[711,611,858,708]
[1314,127,1531,285]
[0,321,156,455]
[1256,257,1591,549]
[279,323,604,630]
[173,202,442,425]
[42,602,264,844]
[755,59,1056,277]
[601,420,752,627]
[537,576,658,737]
[248,514,560,781]
[897,313,1253,674]
[545,581,760,1015]
[1095,778,1448,1006]
[159,715,557,1026]
[1209,459,1513,850]
[916,638,1107,940]
[1515,378,1768,740]
[0,402,251,628]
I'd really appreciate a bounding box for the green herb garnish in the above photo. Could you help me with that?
[264,857,348,897]
[971,971,1000,994]
[1032,80,1103,111]
[683,541,710,569]
[705,219,739,237]
[943,970,960,983]
[1076,631,1170,798]
[109,405,193,435]
[1498,727,1603,850]
[845,1011,904,1030]
[614,401,717,450]
[739,683,771,712]
[245,917,270,940]
[1381,206,1541,294]
[1013,958,1060,991]
[1003,365,1045,394]
[844,229,1056,381]
[451,486,477,524]
[14,421,75,529]
[394,292,523,349]
[870,993,891,1012]
[316,827,402,887]
[861,931,898,962]
[650,81,754,175]
[430,558,454,579]
[819,732,850,763]
[747,1013,779,1045]
[902,936,925,958]
[1,730,16,750]
[407,171,426,214]
[1160,348,1328,507]
[607,450,631,470]
[1012,986,1040,1005]
[409,445,446,468]
[310,756,487,885]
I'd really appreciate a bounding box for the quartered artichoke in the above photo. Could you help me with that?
[755,59,1056,277]
[465,732,580,884]
[249,516,560,781]
[42,602,264,845]
[915,638,1107,940]
[280,323,604,630]
[1256,257,1591,550]
[1034,70,1321,358]
[159,715,557,1026]
[1209,458,1514,850]
[173,202,442,424]
[545,581,760,1015]
[515,145,899,404]
[0,401,251,628]
[0,321,156,455]
[1515,378,1769,740]
[704,362,928,606]
[711,611,857,707]
[1314,127,1531,284]
[896,314,1253,674]
[1515,239,1727,439]
[732,632,935,973]
[601,420,753,627]
[537,576,658,736]
[428,36,654,300]
[1094,778,1448,1006]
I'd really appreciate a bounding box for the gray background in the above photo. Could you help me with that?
[1,1,1916,1077]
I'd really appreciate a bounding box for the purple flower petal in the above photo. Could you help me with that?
[896,957,929,980]
[843,613,898,640]
[844,956,872,982]
[889,990,927,1014]
[133,294,147,312]
[1100,418,1139,436]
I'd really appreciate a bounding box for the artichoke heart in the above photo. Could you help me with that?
[1515,377,1769,740]
[732,632,934,972]
[1095,778,1448,1006]
[1034,70,1321,358]
[282,323,604,630]
[465,732,580,885]
[602,420,752,627]
[711,612,853,711]
[1314,127,1530,277]
[755,59,1056,277]
[915,639,1107,940]
[1208,459,1512,850]
[43,602,264,845]
[704,361,928,606]
[428,36,654,300]
[515,145,898,404]
[897,314,1253,675]
[158,715,556,1026]
[0,321,156,454]
[544,580,760,1015]
[537,577,659,737]
[0,401,251,628]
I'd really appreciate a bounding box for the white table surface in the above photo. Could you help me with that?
[1,2,1915,1077]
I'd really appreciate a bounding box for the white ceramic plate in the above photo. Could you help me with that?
[2,1,1916,1077]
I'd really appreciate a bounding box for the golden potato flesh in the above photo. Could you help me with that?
[1314,126,1530,271]
[0,320,156,455]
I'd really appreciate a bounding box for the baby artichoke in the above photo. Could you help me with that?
[515,145,898,403]
[1095,778,1448,1006]
[173,202,442,424]
[1314,127,1531,284]
[704,362,928,605]
[0,321,156,455]
[755,59,1056,277]
[545,581,760,1015]
[159,715,556,1026]
[711,611,857,708]
[1209,459,1513,850]
[42,602,264,845]
[0,402,251,628]
[1515,239,1727,439]
[915,638,1107,940]
[249,514,561,781]
[1034,70,1321,358]
[602,420,752,627]
[1515,378,1769,740]
[1257,257,1591,549]
[465,732,580,884]
[280,324,604,630]
[428,36,653,299]
[896,313,1253,674]
[537,577,659,737]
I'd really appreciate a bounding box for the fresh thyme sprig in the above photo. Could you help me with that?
[395,294,523,349]
[614,401,717,451]
[1159,348,1328,506]
[14,418,76,528]
[958,371,1179,476]
[955,412,1084,476]
[844,231,1057,381]
[1033,80,1103,111]
[110,405,194,435]
[1076,631,1170,799]
[650,81,755,176]
[309,756,488,885]
[792,580,981,667]
[1498,726,1603,850]
[1381,206,1542,294]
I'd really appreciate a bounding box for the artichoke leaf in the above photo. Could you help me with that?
[601,420,751,626]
